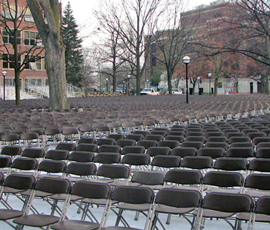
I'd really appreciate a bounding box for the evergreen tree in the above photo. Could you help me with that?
[62,2,84,87]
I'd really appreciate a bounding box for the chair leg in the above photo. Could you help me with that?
[166,214,171,224]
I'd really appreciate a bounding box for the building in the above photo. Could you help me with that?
[145,0,265,94]
[0,0,48,99]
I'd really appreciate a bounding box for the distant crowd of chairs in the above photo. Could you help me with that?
[0,94,270,229]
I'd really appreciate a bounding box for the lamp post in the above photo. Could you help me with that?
[2,71,7,101]
[197,77,201,95]
[127,75,131,96]
[183,56,190,103]
[208,73,212,95]
[146,79,149,88]
[123,81,125,94]
[105,78,108,92]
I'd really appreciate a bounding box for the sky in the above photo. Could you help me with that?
[60,0,214,46]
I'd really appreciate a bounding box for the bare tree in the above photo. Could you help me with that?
[0,0,44,105]
[94,1,127,92]
[150,0,192,94]
[27,0,69,110]
[109,0,163,95]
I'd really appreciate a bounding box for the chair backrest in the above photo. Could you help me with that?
[68,151,95,162]
[94,152,121,164]
[96,138,116,146]
[157,140,180,149]
[125,134,144,142]
[38,159,66,174]
[226,147,254,158]
[3,173,35,191]
[164,169,202,186]
[76,143,98,152]
[203,171,244,188]
[255,196,270,215]
[111,185,155,204]
[22,148,45,158]
[181,156,213,170]
[245,173,270,190]
[136,140,158,149]
[249,158,270,172]
[97,164,131,179]
[202,192,253,213]
[214,157,248,171]
[170,147,197,158]
[252,137,270,145]
[122,153,150,166]
[10,157,38,172]
[116,139,136,148]
[146,146,171,157]
[121,146,145,155]
[255,147,270,158]
[144,135,164,142]
[131,171,164,185]
[65,162,97,176]
[35,177,71,194]
[78,137,96,144]
[55,142,76,151]
[204,142,229,150]
[181,141,203,150]
[1,146,22,156]
[71,180,111,199]
[0,156,12,168]
[151,155,181,168]
[45,149,69,161]
[197,147,225,159]
[155,188,202,208]
[98,145,121,153]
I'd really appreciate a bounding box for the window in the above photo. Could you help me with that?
[2,54,21,69]
[5,79,15,86]
[2,3,22,19]
[26,78,42,86]
[151,43,156,53]
[25,55,42,70]
[24,31,40,46]
[2,28,21,44]
[24,8,34,22]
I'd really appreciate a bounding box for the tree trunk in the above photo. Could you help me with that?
[167,68,172,94]
[45,39,69,111]
[14,70,21,106]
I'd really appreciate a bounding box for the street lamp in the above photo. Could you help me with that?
[183,56,190,103]
[127,75,131,96]
[146,79,149,88]
[105,78,108,92]
[2,71,7,101]
[208,73,212,95]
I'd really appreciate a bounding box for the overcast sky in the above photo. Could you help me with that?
[60,0,214,46]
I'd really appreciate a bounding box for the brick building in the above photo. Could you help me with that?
[0,0,47,99]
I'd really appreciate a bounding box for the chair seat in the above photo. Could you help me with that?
[101,226,141,230]
[0,209,23,220]
[13,214,60,227]
[51,220,100,230]
[155,204,195,215]
[193,209,234,218]
[237,212,270,222]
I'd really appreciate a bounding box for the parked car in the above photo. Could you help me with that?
[140,88,160,95]
[172,88,183,95]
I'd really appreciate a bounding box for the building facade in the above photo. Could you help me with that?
[0,0,48,99]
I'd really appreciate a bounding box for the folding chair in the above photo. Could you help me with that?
[0,174,35,229]
[163,169,203,191]
[76,143,98,152]
[237,196,270,229]
[68,151,95,162]
[96,164,131,186]
[13,177,72,229]
[203,171,244,194]
[45,149,69,161]
[197,147,225,159]
[121,153,150,172]
[102,186,155,230]
[55,142,76,152]
[130,171,165,190]
[121,146,145,155]
[65,162,97,182]
[51,181,111,230]
[146,146,171,157]
[151,155,181,171]
[244,173,270,198]
[21,148,45,160]
[196,192,253,230]
[150,188,202,230]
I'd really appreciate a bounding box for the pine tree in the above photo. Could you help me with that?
[62,2,84,87]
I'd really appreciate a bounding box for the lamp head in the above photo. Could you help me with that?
[2,71,7,77]
[183,56,190,64]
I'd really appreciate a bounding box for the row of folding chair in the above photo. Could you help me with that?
[0,172,269,230]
